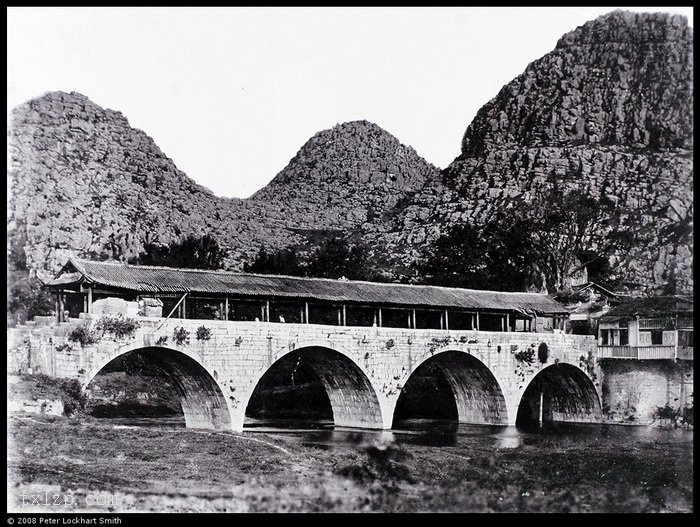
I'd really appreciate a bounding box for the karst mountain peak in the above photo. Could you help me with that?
[8,10,693,295]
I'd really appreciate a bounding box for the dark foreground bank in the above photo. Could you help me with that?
[6,413,693,513]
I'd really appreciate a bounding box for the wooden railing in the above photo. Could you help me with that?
[637,317,693,329]
[598,345,676,359]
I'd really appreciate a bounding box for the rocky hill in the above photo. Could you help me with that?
[369,11,693,294]
[7,11,693,296]
[7,93,439,280]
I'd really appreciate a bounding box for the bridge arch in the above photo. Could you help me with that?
[83,346,232,430]
[516,363,602,426]
[242,344,386,429]
[394,350,509,426]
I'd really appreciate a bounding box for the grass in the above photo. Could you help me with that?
[7,413,694,513]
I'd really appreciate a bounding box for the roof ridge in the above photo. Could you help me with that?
[71,257,554,297]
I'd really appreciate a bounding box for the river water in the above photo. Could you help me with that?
[102,416,693,450]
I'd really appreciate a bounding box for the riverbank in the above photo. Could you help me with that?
[7,413,693,513]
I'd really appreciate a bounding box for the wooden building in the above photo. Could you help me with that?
[597,296,694,360]
[45,258,570,332]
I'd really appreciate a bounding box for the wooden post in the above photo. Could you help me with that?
[342,304,347,326]
[412,309,417,329]
[475,311,480,331]
[83,294,88,314]
[501,315,505,332]
[444,310,449,330]
[680,365,686,409]
[55,295,61,323]
[539,389,544,426]
[265,300,270,322]
[674,314,678,360]
[224,297,229,321]
[181,296,187,319]
[305,302,309,324]
[506,313,510,332]
[378,308,383,327]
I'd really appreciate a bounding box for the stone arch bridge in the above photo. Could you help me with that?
[12,316,600,431]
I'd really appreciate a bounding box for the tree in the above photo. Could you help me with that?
[413,223,492,289]
[7,223,54,326]
[305,237,369,280]
[130,234,226,270]
[244,236,379,281]
[415,188,632,293]
[244,247,304,276]
[512,189,634,291]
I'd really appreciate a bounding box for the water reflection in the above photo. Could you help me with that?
[102,416,693,450]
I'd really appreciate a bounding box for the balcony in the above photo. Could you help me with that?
[598,345,677,360]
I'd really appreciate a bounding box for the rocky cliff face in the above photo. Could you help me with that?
[371,11,693,293]
[8,11,693,295]
[8,94,439,279]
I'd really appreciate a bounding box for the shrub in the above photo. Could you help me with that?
[538,342,549,363]
[67,323,101,347]
[173,326,190,346]
[196,325,212,341]
[681,406,693,427]
[95,314,140,339]
[654,404,681,421]
[514,348,535,364]
[61,378,87,416]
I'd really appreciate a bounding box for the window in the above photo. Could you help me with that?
[345,306,378,327]
[308,304,341,325]
[186,298,222,320]
[651,330,663,345]
[448,311,473,330]
[228,300,265,321]
[269,302,304,323]
[480,313,505,331]
[415,310,444,330]
[382,308,412,328]
[619,329,629,346]
[600,329,609,345]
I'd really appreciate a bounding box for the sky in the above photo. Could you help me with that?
[7,6,694,199]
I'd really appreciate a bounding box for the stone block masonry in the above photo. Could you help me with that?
[599,359,693,425]
[10,317,664,431]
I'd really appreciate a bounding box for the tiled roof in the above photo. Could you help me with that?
[46,258,569,314]
[600,296,693,320]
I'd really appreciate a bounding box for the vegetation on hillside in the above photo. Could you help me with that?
[414,189,638,292]
[7,223,54,327]
[245,235,386,282]
[129,233,227,270]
